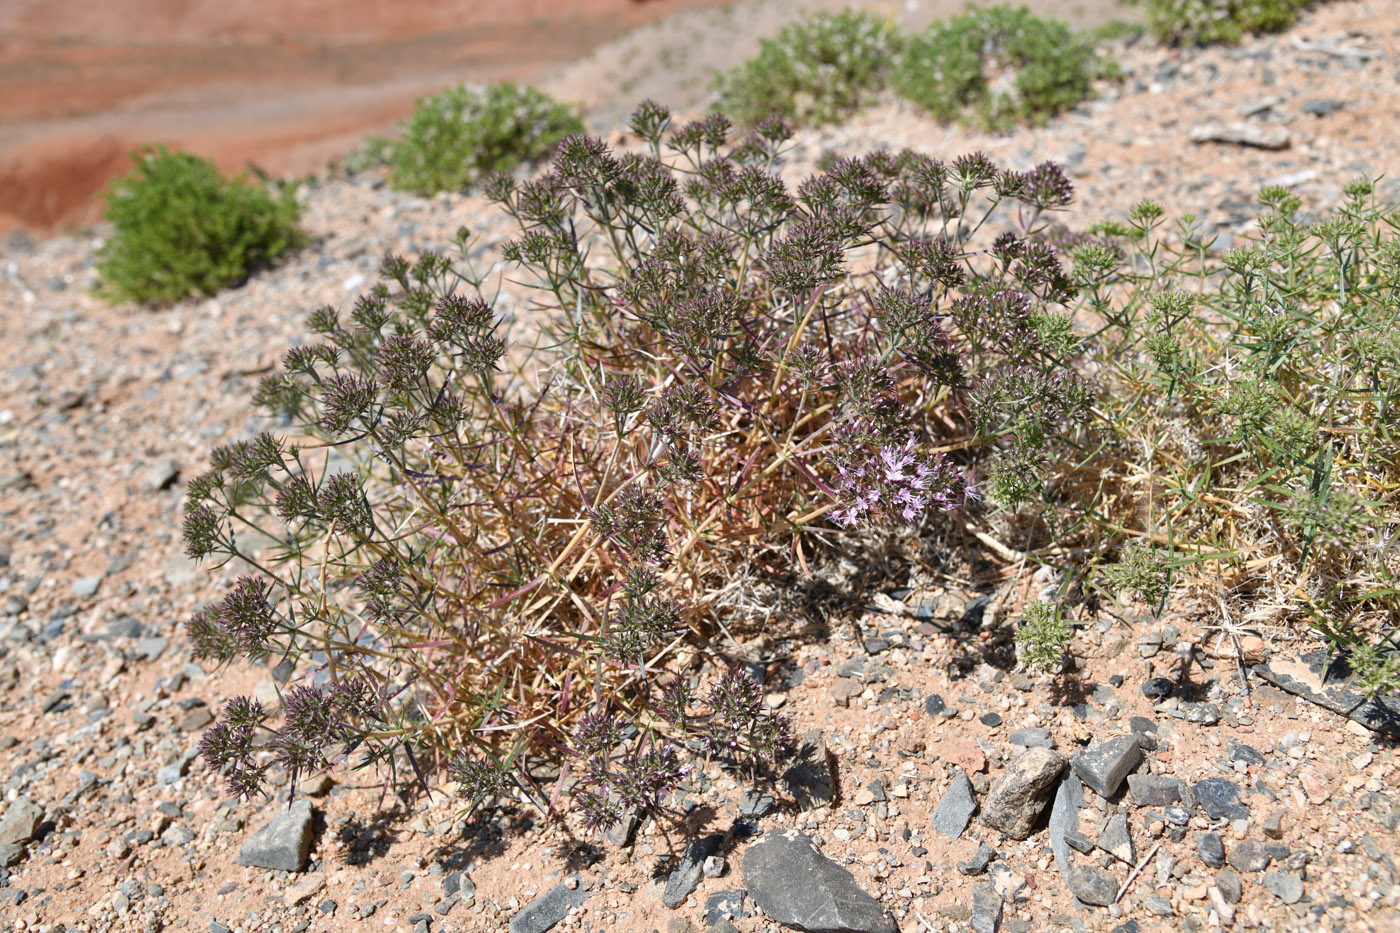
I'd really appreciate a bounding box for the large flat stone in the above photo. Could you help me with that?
[0,797,43,846]
[1253,650,1400,736]
[508,879,589,933]
[743,830,896,933]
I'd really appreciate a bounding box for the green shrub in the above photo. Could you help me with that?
[1140,0,1311,45]
[96,147,303,305]
[892,6,1106,129]
[389,83,583,196]
[711,10,903,127]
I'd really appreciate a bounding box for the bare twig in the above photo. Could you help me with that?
[1115,841,1162,904]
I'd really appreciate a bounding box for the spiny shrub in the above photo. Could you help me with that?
[390,83,584,196]
[893,6,1107,129]
[1140,0,1312,45]
[1074,181,1399,690]
[711,10,903,127]
[186,101,1091,833]
[96,147,303,305]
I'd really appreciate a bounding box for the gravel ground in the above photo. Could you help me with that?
[1,3,1398,932]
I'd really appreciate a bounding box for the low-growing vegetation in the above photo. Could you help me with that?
[185,96,1399,837]
[892,5,1110,129]
[96,146,303,305]
[388,83,584,196]
[711,9,902,127]
[1139,0,1313,44]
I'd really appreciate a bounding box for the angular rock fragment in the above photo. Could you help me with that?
[1070,735,1140,798]
[980,748,1067,840]
[933,767,977,840]
[743,830,896,933]
[237,799,314,872]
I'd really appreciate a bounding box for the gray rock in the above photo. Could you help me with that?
[702,855,726,878]
[1302,99,1345,116]
[958,843,997,875]
[933,767,977,840]
[1253,649,1400,737]
[1227,839,1271,873]
[1216,868,1242,904]
[1007,728,1053,748]
[0,843,23,867]
[1177,702,1221,725]
[924,694,947,716]
[1065,830,1094,854]
[1065,865,1118,906]
[1047,772,1084,875]
[1189,121,1291,150]
[1229,744,1266,767]
[737,790,775,818]
[180,707,214,732]
[663,833,722,908]
[1194,778,1250,820]
[1164,805,1191,827]
[508,879,589,933]
[1127,774,1188,807]
[141,457,180,492]
[1263,811,1285,839]
[783,731,836,811]
[1198,832,1226,868]
[742,830,896,933]
[1096,813,1134,865]
[237,799,314,872]
[0,797,43,845]
[1144,894,1175,916]
[971,884,1001,933]
[704,889,745,927]
[135,636,168,662]
[981,748,1067,840]
[443,871,475,901]
[604,808,639,848]
[1070,735,1140,798]
[1264,871,1303,904]
[71,575,103,599]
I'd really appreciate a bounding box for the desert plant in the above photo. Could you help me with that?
[389,83,584,196]
[96,147,303,305]
[1138,0,1312,45]
[185,102,1093,833]
[711,10,903,127]
[1070,179,1400,691]
[892,6,1108,129]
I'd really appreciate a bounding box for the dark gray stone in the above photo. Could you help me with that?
[1141,678,1173,698]
[1070,735,1141,798]
[737,791,776,818]
[1126,774,1187,807]
[1144,894,1174,916]
[1096,813,1134,865]
[664,833,722,908]
[605,808,639,847]
[1229,744,1266,767]
[1253,650,1400,736]
[1066,865,1119,906]
[1198,832,1226,868]
[1008,728,1053,748]
[443,871,475,900]
[783,731,836,811]
[924,694,947,717]
[959,843,997,875]
[1164,806,1190,827]
[933,768,977,840]
[1128,717,1158,736]
[1194,778,1250,820]
[1065,830,1094,854]
[742,830,896,933]
[980,713,1003,728]
[982,748,1067,840]
[1227,839,1271,873]
[971,884,1002,933]
[1047,772,1084,875]
[704,889,746,926]
[1216,868,1242,904]
[237,799,314,872]
[508,879,589,933]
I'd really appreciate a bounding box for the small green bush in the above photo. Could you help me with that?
[711,10,903,127]
[893,6,1105,129]
[96,147,303,305]
[389,83,584,196]
[1140,0,1311,45]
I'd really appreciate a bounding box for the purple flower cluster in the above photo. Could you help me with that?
[830,436,964,528]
